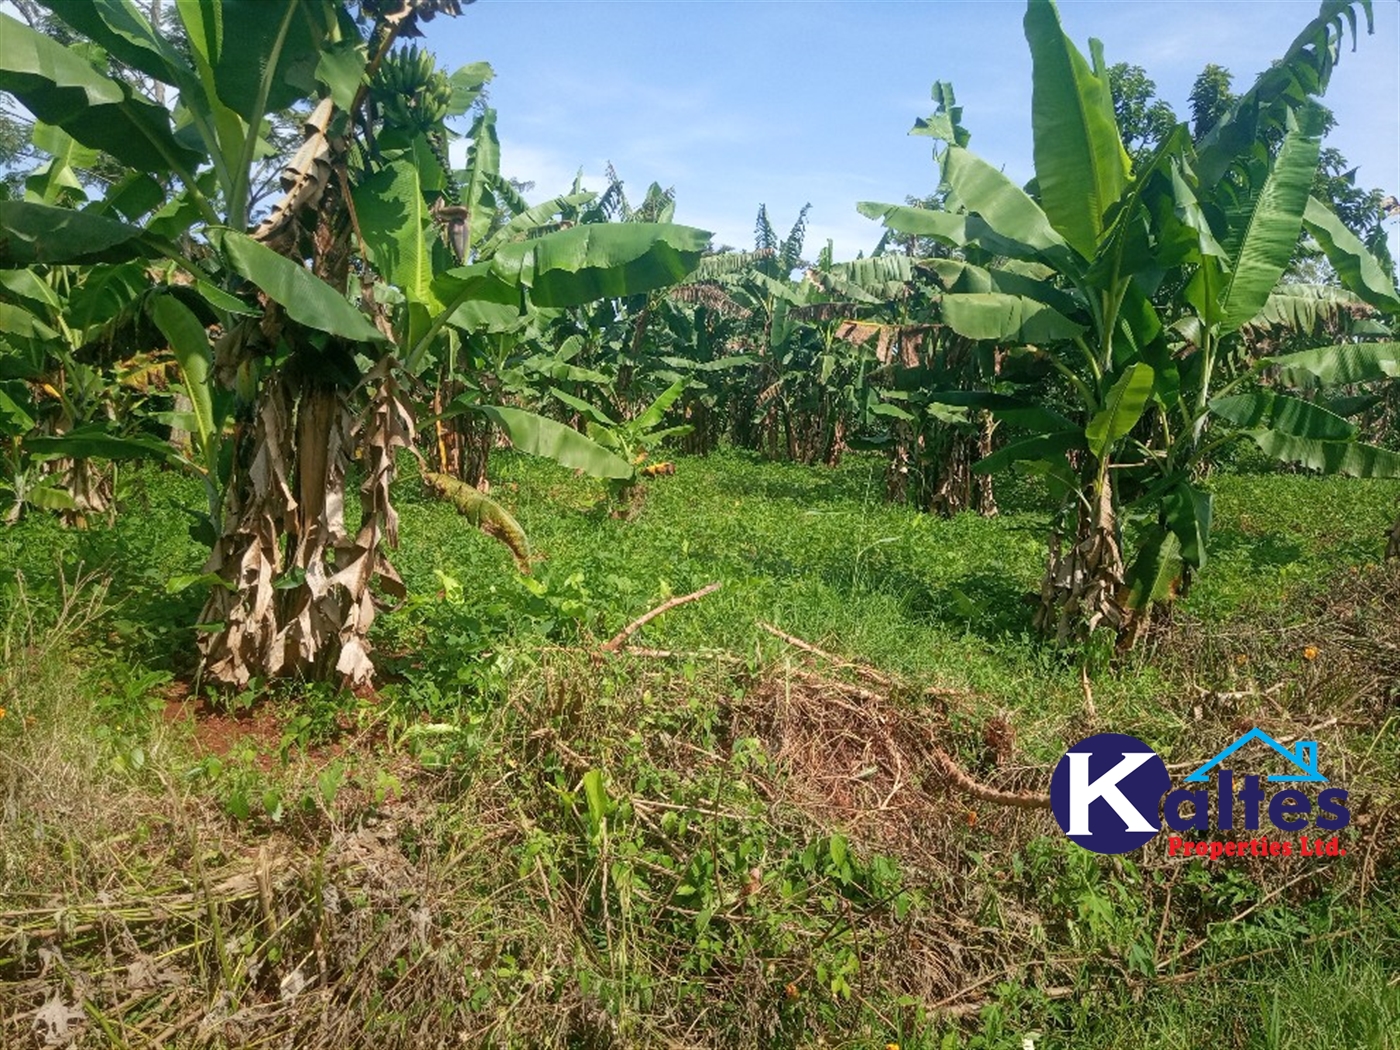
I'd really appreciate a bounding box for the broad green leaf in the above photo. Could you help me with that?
[547,387,615,428]
[174,0,248,175]
[1321,392,1385,418]
[1218,107,1324,334]
[1124,528,1183,609]
[1097,134,1205,282]
[476,191,597,259]
[433,261,523,342]
[973,430,1084,475]
[149,294,218,449]
[25,158,86,207]
[657,354,756,373]
[166,571,235,594]
[942,291,1086,344]
[213,230,387,344]
[1164,154,1227,264]
[910,80,970,148]
[0,386,35,432]
[930,258,1081,316]
[857,201,968,247]
[1196,2,1372,186]
[446,297,528,335]
[634,379,687,431]
[1209,391,1356,441]
[1247,430,1400,479]
[1024,0,1130,258]
[1118,279,1179,409]
[823,254,918,295]
[0,302,59,343]
[195,278,260,317]
[942,147,1073,265]
[1247,283,1363,333]
[1162,483,1212,568]
[25,425,180,464]
[1302,196,1400,315]
[28,122,99,204]
[24,483,79,512]
[39,0,193,92]
[1085,363,1153,460]
[353,160,437,309]
[1183,253,1228,329]
[475,405,633,479]
[314,39,366,113]
[0,269,61,309]
[1272,341,1400,387]
[67,261,149,331]
[448,61,494,115]
[490,223,710,308]
[0,12,203,175]
[0,201,148,266]
[582,769,609,838]
[870,402,916,422]
[461,108,500,256]
[202,0,330,121]
[924,390,1077,433]
[95,172,167,222]
[522,357,611,385]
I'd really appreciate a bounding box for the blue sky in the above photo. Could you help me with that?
[435,1,1399,260]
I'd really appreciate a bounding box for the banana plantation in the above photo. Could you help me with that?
[1,1,1398,1047]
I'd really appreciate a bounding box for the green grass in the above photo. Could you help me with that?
[1,451,1397,1048]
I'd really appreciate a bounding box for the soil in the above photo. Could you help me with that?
[159,678,363,772]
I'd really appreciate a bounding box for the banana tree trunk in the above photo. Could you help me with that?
[886,421,913,503]
[196,376,296,687]
[1387,509,1400,560]
[430,370,491,490]
[973,409,998,518]
[54,456,111,528]
[925,428,973,517]
[823,415,847,467]
[455,411,493,491]
[1034,474,1130,644]
[196,361,409,688]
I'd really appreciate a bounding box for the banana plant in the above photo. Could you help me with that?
[0,0,709,688]
[0,258,208,525]
[861,0,1400,644]
[547,378,692,513]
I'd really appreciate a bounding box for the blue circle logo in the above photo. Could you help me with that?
[1050,733,1171,854]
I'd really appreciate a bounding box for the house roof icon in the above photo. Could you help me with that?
[1183,728,1327,784]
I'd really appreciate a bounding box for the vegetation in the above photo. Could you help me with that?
[0,0,1398,1046]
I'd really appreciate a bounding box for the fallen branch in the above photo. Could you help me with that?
[758,620,893,685]
[925,743,1052,810]
[601,582,722,653]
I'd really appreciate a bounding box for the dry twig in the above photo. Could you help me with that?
[601,582,722,652]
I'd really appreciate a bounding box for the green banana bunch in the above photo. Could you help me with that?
[372,45,453,131]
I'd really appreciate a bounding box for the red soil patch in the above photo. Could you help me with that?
[163,688,285,771]
[159,679,369,772]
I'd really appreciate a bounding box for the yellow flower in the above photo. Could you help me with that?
[1303,646,1319,661]
[1235,653,1248,666]
[886,1044,901,1050]
[0,706,6,719]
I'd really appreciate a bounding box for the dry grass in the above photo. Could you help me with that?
[2,565,1397,1048]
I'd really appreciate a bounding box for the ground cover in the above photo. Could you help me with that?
[1,452,1398,1048]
